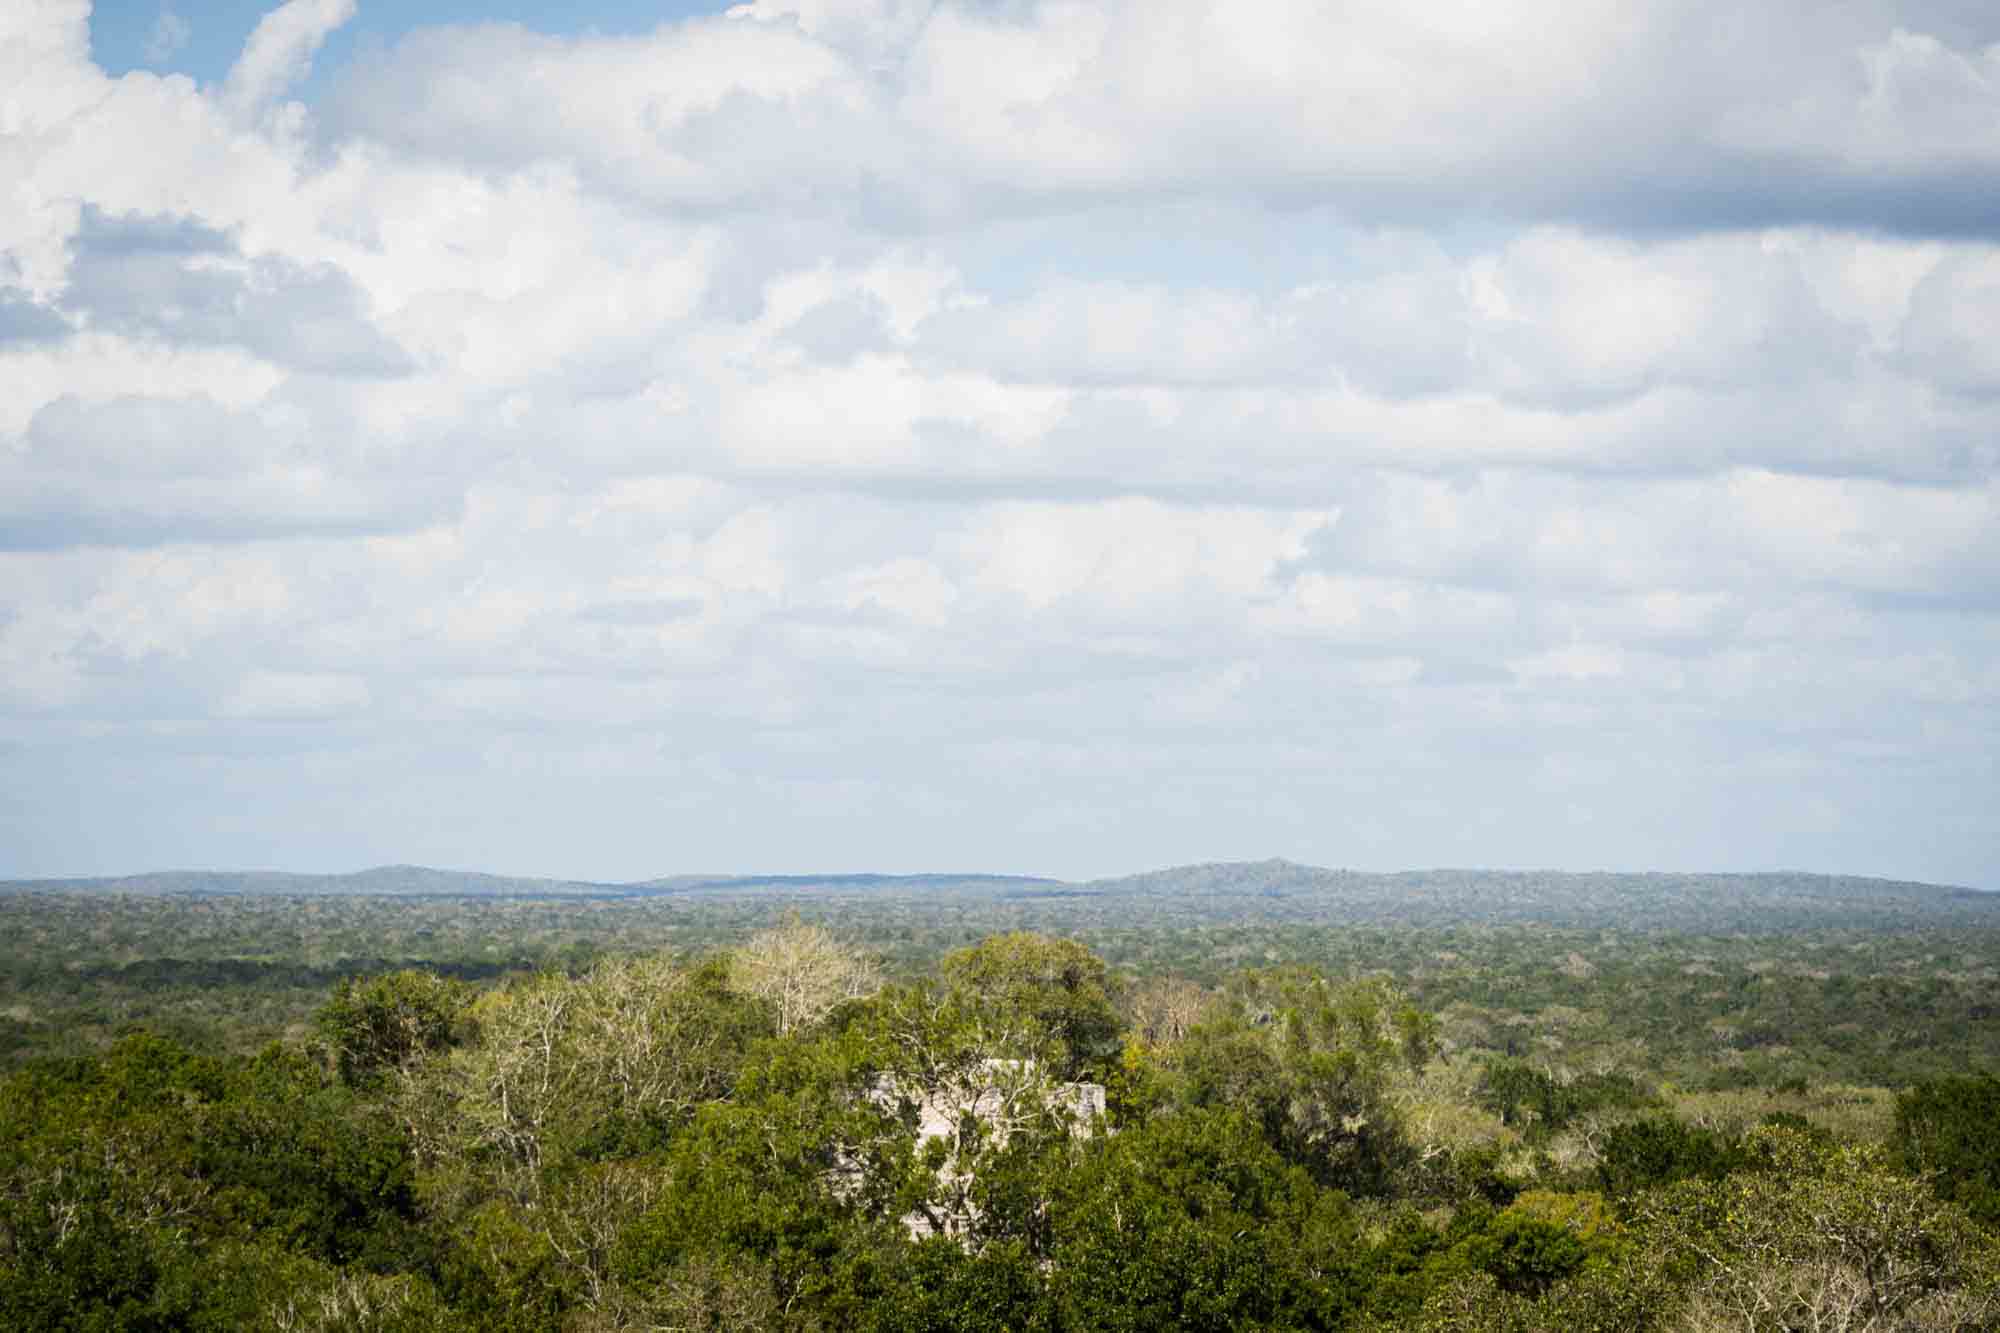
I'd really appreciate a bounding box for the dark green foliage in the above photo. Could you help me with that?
[1440,1144,1525,1208]
[1456,1212,1589,1297]
[1895,1073,2000,1228]
[1349,1207,1450,1325]
[1477,1060,1652,1138]
[426,1198,571,1332]
[608,1029,912,1325]
[0,1192,162,1333]
[1170,970,1429,1196]
[315,969,471,1089]
[0,1032,428,1326]
[1595,1116,1750,1199]
[937,932,1122,1078]
[868,1238,1047,1333]
[1038,1109,1324,1331]
[195,1051,425,1267]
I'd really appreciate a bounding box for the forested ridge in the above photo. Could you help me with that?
[9,860,1993,930]
[3,871,1999,1330]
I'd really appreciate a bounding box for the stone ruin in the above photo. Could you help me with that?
[859,1058,1107,1243]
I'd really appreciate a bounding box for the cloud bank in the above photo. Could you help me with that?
[1,0,1995,884]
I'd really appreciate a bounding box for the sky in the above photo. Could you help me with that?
[2,1,1997,886]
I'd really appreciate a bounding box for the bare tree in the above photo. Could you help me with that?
[575,954,741,1119]
[729,913,881,1037]
[1125,975,1214,1046]
[403,955,746,1204]
[542,1161,666,1316]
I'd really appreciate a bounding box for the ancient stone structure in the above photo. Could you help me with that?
[862,1058,1105,1243]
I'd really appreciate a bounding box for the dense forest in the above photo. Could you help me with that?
[3,863,1998,1329]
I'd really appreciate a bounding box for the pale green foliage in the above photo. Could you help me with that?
[1637,1126,2000,1332]
[425,972,582,1187]
[1393,1050,1515,1162]
[267,1267,452,1332]
[1402,1271,1541,1332]
[613,1253,781,1332]
[728,912,881,1037]
[1123,975,1216,1046]
[541,1161,667,1316]
[404,955,754,1196]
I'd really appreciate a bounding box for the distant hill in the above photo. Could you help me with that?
[633,872,1064,894]
[0,865,627,899]
[3,858,1992,931]
[1071,859,1999,930]
[0,866,1062,901]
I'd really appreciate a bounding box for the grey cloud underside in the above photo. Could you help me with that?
[0,293,70,342]
[0,497,456,552]
[4,392,458,548]
[59,208,413,377]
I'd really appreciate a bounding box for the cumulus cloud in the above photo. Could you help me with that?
[221,0,355,121]
[0,0,1995,885]
[1896,249,2000,395]
[911,229,1862,409]
[1,388,456,549]
[60,208,413,376]
[322,0,2000,232]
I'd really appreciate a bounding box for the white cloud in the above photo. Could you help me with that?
[222,0,355,122]
[0,0,1995,885]
[1720,26,2000,172]
[324,0,2000,230]
[1896,249,2000,395]
[222,670,370,718]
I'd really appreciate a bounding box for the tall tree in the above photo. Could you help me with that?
[730,913,882,1038]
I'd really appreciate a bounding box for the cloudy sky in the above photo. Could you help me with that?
[3,0,1997,885]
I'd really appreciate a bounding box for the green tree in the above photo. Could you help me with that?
[0,1034,433,1329]
[403,955,765,1198]
[867,1236,1047,1333]
[611,1028,912,1328]
[1173,969,1435,1195]
[315,970,471,1091]
[1040,1109,1295,1331]
[1594,1116,1749,1200]
[1633,1126,2000,1331]
[937,934,1121,1078]
[1895,1073,2000,1229]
